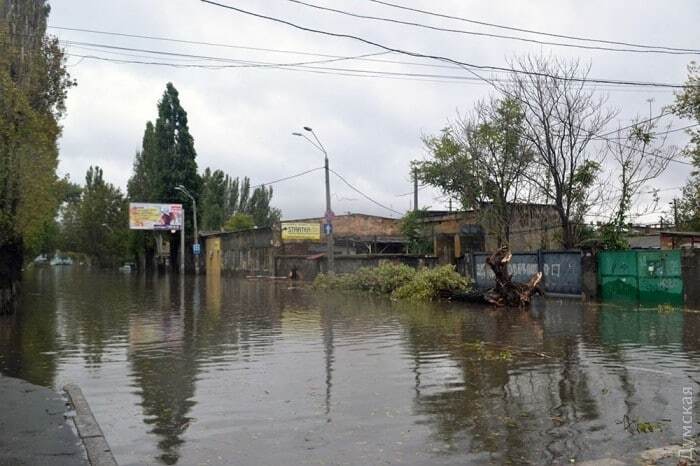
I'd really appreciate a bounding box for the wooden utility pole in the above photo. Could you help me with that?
[673,198,679,229]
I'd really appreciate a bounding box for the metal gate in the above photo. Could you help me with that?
[598,250,683,304]
[471,250,582,295]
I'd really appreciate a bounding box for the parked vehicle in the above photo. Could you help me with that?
[50,256,74,266]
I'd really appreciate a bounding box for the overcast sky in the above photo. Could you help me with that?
[49,0,699,223]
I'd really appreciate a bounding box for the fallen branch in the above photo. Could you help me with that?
[484,246,544,307]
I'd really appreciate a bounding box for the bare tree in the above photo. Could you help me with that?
[600,118,679,246]
[499,55,617,248]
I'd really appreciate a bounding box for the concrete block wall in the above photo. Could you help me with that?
[276,254,438,281]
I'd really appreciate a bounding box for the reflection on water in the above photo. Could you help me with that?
[1,267,699,465]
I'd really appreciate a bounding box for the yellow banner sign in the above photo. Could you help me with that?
[281,222,320,240]
[129,203,183,230]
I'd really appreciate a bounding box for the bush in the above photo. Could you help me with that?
[392,265,470,301]
[313,262,470,301]
[313,262,416,294]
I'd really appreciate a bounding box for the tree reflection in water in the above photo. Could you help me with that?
[1,269,697,465]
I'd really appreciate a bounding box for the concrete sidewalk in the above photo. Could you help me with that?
[0,374,88,466]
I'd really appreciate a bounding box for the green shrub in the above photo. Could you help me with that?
[313,262,416,294]
[313,262,470,301]
[391,265,470,301]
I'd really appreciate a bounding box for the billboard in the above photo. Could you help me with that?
[281,222,321,240]
[129,203,183,230]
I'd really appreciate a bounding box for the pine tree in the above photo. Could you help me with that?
[247,186,280,227]
[127,83,200,270]
[200,168,228,231]
[225,175,240,219]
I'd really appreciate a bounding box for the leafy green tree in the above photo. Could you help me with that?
[237,176,251,214]
[200,172,281,231]
[60,167,129,267]
[0,0,74,313]
[415,97,533,245]
[670,62,700,231]
[200,168,228,231]
[79,167,129,266]
[33,175,82,255]
[223,212,255,232]
[127,122,158,267]
[400,209,433,254]
[248,185,281,227]
[225,175,240,219]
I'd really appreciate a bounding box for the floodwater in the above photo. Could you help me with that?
[1,267,698,466]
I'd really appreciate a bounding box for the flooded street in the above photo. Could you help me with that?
[1,267,699,465]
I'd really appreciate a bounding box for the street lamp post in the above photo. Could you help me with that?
[175,185,199,274]
[293,127,334,274]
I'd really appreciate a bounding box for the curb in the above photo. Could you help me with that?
[64,384,118,466]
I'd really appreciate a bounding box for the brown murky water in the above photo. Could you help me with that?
[1,267,698,465]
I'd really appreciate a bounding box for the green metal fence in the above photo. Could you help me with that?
[598,250,684,304]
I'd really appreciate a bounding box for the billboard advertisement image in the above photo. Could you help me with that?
[129,203,183,230]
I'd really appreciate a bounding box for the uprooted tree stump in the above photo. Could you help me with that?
[484,246,544,307]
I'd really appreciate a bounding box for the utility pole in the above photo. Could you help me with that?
[176,185,199,274]
[293,127,334,273]
[324,154,334,274]
[673,198,679,229]
[413,169,418,212]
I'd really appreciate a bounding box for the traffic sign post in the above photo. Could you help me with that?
[324,223,333,236]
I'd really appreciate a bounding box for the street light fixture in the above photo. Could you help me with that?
[175,184,199,274]
[293,126,334,274]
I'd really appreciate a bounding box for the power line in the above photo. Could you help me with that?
[287,0,700,56]
[60,50,678,93]
[250,166,324,189]
[43,25,695,90]
[602,123,699,140]
[53,20,694,169]
[199,0,695,89]
[596,111,674,138]
[61,39,387,68]
[329,168,403,215]
[51,25,369,58]
[363,0,700,54]
[46,31,682,92]
[597,135,693,166]
[395,184,429,197]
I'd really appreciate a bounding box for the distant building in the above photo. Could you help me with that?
[280,213,405,256]
[201,207,566,277]
[417,204,563,264]
[201,213,414,278]
[627,230,700,249]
